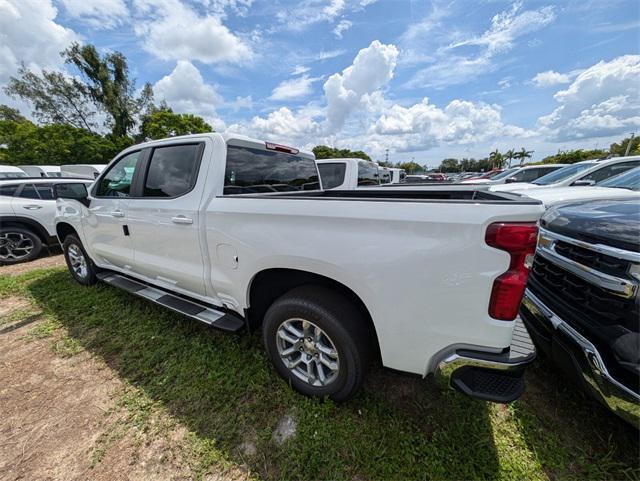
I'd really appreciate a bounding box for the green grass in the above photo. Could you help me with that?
[2,266,639,480]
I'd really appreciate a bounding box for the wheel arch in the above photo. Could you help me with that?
[55,222,79,244]
[0,216,52,244]
[246,268,381,360]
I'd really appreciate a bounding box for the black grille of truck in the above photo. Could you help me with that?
[528,255,639,333]
[553,240,631,278]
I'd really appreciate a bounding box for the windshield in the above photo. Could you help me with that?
[598,167,640,191]
[490,167,520,181]
[532,162,596,185]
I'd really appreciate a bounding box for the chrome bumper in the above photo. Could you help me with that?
[434,318,536,403]
[521,288,640,428]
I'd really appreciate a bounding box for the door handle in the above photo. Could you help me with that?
[22,205,43,210]
[111,209,125,218]
[171,215,193,225]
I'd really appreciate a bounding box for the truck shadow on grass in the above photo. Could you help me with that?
[26,271,638,480]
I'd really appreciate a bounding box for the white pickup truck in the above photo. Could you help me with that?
[53,133,543,403]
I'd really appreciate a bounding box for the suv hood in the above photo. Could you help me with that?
[541,198,640,252]
[490,182,543,192]
[525,186,640,207]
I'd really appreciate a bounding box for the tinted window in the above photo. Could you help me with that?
[533,162,596,185]
[0,172,27,179]
[490,167,520,181]
[96,152,141,197]
[35,183,54,200]
[144,144,201,197]
[318,163,347,189]
[599,167,640,191]
[581,161,640,183]
[19,184,39,199]
[358,162,379,186]
[224,145,319,195]
[0,184,20,197]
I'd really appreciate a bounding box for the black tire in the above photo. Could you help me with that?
[62,234,98,285]
[0,227,42,265]
[263,285,371,402]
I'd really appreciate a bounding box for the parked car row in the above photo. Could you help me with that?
[2,136,637,427]
[0,164,106,179]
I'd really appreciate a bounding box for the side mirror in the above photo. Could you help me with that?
[572,179,596,187]
[504,177,519,183]
[53,183,89,206]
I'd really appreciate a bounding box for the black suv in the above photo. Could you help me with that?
[520,198,639,427]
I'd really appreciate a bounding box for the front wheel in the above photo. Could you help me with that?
[263,286,371,402]
[62,235,98,285]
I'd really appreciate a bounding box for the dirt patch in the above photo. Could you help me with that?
[0,253,66,277]
[0,297,31,317]
[0,303,239,481]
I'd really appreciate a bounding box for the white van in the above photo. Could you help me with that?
[60,164,106,179]
[18,165,63,178]
[0,165,28,179]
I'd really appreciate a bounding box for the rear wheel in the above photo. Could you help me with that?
[0,227,42,265]
[263,286,371,401]
[62,234,98,285]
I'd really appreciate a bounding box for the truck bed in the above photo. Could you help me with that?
[228,186,539,204]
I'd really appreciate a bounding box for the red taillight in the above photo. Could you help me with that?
[265,142,299,155]
[485,222,538,321]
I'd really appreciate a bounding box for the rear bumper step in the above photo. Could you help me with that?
[96,271,245,333]
[434,318,536,403]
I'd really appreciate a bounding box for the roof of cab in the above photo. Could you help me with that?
[126,132,315,160]
[0,177,90,184]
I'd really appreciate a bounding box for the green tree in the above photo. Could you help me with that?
[0,117,130,166]
[514,147,534,166]
[610,135,640,156]
[5,66,98,132]
[0,104,28,123]
[397,161,424,174]
[541,148,605,164]
[439,158,460,173]
[64,43,153,137]
[504,149,516,168]
[312,145,372,161]
[139,108,212,140]
[489,149,505,168]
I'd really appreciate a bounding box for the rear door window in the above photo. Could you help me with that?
[0,184,20,197]
[143,144,203,198]
[224,145,319,194]
[317,163,347,189]
[35,183,55,200]
[18,184,40,199]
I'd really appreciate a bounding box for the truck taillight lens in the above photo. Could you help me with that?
[485,222,538,321]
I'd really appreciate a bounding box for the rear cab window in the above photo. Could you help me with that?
[357,162,380,186]
[143,143,203,198]
[223,144,319,195]
[0,184,20,197]
[317,163,347,189]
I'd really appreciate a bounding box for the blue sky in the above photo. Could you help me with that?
[1,0,639,166]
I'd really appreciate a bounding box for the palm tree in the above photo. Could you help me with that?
[516,147,534,166]
[489,149,503,168]
[505,149,516,168]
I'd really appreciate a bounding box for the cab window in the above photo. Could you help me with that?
[143,144,202,198]
[580,161,640,184]
[0,184,20,197]
[95,152,141,197]
[317,163,347,189]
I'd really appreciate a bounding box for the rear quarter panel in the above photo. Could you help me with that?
[204,196,543,375]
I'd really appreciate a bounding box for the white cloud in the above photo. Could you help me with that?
[406,2,556,88]
[538,55,640,141]
[60,0,128,29]
[133,0,252,64]
[315,49,347,61]
[531,70,571,87]
[292,65,311,75]
[323,40,398,131]
[371,98,532,152]
[230,106,322,143]
[276,0,375,31]
[0,0,79,82]
[153,61,223,118]
[230,95,253,111]
[333,19,352,38]
[270,75,319,101]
